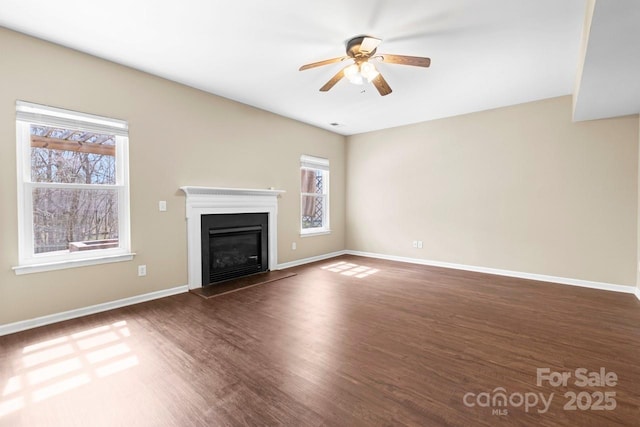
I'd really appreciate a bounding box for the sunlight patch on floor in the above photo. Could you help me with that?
[27,358,83,386]
[32,374,91,403]
[0,320,138,418]
[321,261,380,278]
[96,355,139,378]
[0,397,24,418]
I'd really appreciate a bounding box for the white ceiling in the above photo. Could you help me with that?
[0,1,637,135]
[573,1,640,121]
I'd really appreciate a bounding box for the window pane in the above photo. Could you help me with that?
[314,171,324,194]
[301,169,315,193]
[30,125,116,184]
[301,169,324,194]
[32,188,119,254]
[301,195,324,229]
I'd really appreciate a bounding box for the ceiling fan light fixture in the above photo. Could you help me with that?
[360,61,379,82]
[344,62,378,85]
[344,63,364,85]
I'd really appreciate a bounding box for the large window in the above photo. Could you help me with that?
[300,155,330,236]
[14,101,132,274]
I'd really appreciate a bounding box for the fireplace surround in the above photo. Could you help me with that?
[180,186,285,289]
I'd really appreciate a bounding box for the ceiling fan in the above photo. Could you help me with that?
[299,35,431,96]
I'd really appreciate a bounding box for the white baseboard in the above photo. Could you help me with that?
[346,250,636,295]
[0,285,189,337]
[636,287,640,301]
[276,250,347,270]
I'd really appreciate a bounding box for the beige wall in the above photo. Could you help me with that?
[346,96,639,286]
[0,28,345,325]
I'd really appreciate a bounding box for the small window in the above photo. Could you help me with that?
[14,101,132,274]
[300,155,330,236]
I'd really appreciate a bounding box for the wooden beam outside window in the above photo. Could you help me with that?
[31,135,115,156]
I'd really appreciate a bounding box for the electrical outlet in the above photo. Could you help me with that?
[159,201,167,212]
[138,265,147,276]
[292,242,297,250]
[417,241,423,249]
[412,241,418,248]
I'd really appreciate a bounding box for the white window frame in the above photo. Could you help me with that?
[13,101,134,275]
[300,155,330,237]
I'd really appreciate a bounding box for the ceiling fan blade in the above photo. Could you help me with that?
[299,56,348,71]
[360,36,382,54]
[371,73,392,96]
[320,67,346,92]
[378,54,431,67]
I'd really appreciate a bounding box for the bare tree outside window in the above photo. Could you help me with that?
[30,125,119,254]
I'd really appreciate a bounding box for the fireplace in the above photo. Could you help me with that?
[180,186,284,289]
[201,213,268,285]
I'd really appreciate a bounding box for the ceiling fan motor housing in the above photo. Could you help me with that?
[346,36,376,58]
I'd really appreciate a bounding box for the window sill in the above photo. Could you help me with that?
[13,252,136,275]
[300,230,332,238]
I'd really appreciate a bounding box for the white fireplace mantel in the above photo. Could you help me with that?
[180,186,285,289]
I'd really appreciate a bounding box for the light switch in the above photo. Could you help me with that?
[159,201,167,212]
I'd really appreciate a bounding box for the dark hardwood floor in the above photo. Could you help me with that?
[1,255,639,426]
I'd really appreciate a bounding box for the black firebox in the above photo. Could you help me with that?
[201,213,269,285]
